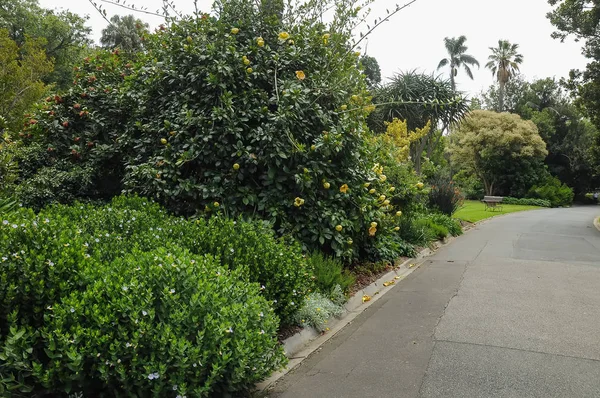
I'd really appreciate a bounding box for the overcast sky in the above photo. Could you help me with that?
[39,0,588,97]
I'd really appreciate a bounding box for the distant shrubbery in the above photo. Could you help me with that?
[502,197,551,207]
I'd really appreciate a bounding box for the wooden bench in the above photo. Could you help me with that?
[482,196,503,211]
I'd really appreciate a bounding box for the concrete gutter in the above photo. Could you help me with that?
[256,238,452,392]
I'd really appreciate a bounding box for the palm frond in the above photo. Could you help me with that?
[437,58,449,69]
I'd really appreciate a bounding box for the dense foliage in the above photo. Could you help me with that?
[0,196,288,396]
[15,1,417,263]
[527,176,574,207]
[427,176,463,216]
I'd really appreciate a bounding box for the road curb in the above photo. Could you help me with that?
[256,236,455,393]
[594,216,600,232]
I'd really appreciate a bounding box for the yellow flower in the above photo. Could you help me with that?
[389,186,395,192]
[362,294,371,302]
[396,211,402,217]
[311,144,316,150]
[383,200,390,206]
[354,51,361,57]
[231,27,240,34]
[278,32,290,40]
[160,138,167,144]
[242,56,250,65]
[394,226,400,231]
[379,174,387,182]
[369,188,376,194]
[233,163,240,170]
[364,182,371,188]
[347,238,353,245]
[246,67,253,74]
[351,95,359,102]
[213,201,220,207]
[379,195,386,201]
[335,225,343,232]
[323,182,331,189]
[416,182,424,189]
[340,184,349,193]
[322,33,330,44]
[370,222,377,228]
[288,39,295,45]
[294,197,305,207]
[341,104,347,110]
[296,70,306,80]
[257,37,265,47]
[169,131,176,136]
[369,226,377,236]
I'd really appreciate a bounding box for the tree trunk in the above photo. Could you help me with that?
[498,79,506,112]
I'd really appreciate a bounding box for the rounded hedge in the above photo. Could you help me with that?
[0,198,289,396]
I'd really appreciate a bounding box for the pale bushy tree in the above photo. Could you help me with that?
[449,110,547,195]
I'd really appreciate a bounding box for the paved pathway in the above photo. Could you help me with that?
[269,206,600,397]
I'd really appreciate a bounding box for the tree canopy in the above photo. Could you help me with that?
[101,15,149,52]
[0,0,91,89]
[449,110,547,196]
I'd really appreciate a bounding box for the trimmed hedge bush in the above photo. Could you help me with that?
[0,197,300,395]
[527,177,574,207]
[502,197,551,207]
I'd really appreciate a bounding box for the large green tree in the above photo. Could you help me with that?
[449,110,547,196]
[485,40,523,112]
[0,0,91,89]
[480,73,529,113]
[360,55,381,88]
[0,29,53,133]
[100,15,149,52]
[437,35,479,91]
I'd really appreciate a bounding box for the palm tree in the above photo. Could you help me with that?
[437,36,480,91]
[100,15,148,52]
[485,40,523,112]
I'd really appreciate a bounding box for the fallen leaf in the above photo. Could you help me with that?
[362,295,371,303]
[409,263,416,268]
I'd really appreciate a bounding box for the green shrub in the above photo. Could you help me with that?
[307,251,355,297]
[294,287,345,332]
[414,218,449,241]
[425,213,463,237]
[527,177,574,207]
[502,197,551,207]
[31,196,312,326]
[427,176,464,216]
[453,170,484,200]
[0,134,18,197]
[0,202,287,396]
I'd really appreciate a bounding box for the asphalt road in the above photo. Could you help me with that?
[268,206,600,398]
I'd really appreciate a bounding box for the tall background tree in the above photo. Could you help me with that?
[0,29,53,133]
[449,110,548,196]
[360,55,382,88]
[0,0,91,90]
[100,15,149,52]
[485,40,523,112]
[437,35,479,91]
[368,70,469,174]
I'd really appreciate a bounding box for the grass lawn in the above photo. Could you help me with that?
[454,200,543,223]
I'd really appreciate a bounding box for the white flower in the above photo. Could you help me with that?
[260,330,265,334]
[105,233,109,237]
[170,289,175,294]
[1,257,7,262]
[230,248,234,253]
[259,312,264,317]
[173,385,178,391]
[44,218,49,223]
[260,285,265,290]
[11,224,17,229]
[122,286,128,292]
[226,327,233,333]
[70,308,75,313]
[85,254,91,258]
[83,243,89,247]
[126,342,132,348]
[95,238,99,243]
[2,220,8,225]
[142,310,148,316]
[147,372,160,380]
[47,260,55,267]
